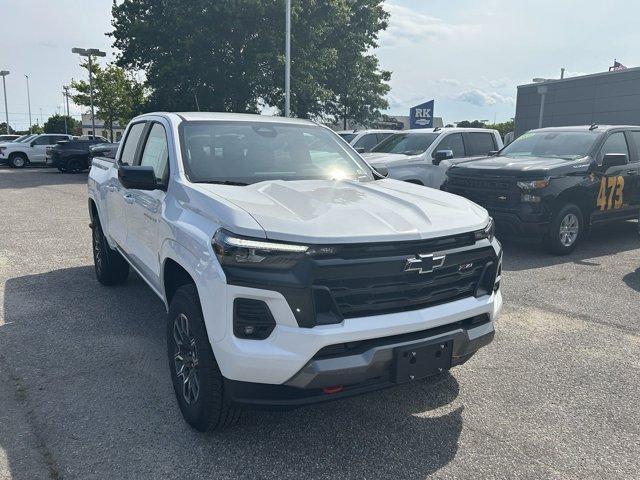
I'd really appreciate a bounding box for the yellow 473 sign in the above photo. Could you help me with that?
[596,175,624,211]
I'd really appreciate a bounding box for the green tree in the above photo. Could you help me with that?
[110,0,390,120]
[43,115,80,134]
[486,120,514,139]
[71,62,144,141]
[457,120,486,128]
[0,123,15,134]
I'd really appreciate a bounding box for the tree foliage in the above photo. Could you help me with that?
[486,120,514,138]
[43,115,81,134]
[110,0,390,123]
[71,62,144,141]
[456,120,487,128]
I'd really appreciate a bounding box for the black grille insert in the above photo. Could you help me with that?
[233,298,276,340]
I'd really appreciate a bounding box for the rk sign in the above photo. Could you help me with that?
[410,100,435,129]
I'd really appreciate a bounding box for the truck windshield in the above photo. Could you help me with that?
[180,121,374,185]
[15,134,35,143]
[500,131,598,160]
[371,132,439,156]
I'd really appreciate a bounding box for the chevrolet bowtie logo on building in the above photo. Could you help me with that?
[404,253,446,274]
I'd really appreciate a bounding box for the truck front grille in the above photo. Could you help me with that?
[447,174,517,207]
[313,247,495,319]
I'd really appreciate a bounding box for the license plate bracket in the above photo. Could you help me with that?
[393,339,453,383]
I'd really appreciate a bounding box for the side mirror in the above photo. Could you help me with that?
[601,153,628,168]
[355,146,366,154]
[118,164,160,190]
[432,149,454,166]
[30,141,37,147]
[373,165,388,179]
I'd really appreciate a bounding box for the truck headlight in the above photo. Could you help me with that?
[517,178,549,190]
[474,217,495,243]
[213,229,335,269]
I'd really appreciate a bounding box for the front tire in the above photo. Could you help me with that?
[545,203,583,255]
[67,158,83,173]
[92,218,129,285]
[9,153,27,168]
[167,284,241,432]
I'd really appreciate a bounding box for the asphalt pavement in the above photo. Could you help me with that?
[0,167,638,479]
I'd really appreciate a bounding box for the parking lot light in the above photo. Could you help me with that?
[0,70,10,134]
[72,48,106,139]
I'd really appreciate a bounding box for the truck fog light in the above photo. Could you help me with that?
[522,193,541,203]
[233,298,276,340]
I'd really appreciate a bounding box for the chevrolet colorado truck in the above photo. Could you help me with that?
[88,112,502,431]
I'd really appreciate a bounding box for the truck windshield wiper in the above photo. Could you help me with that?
[198,180,249,186]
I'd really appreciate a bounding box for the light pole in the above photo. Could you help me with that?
[25,75,32,133]
[0,71,10,134]
[63,85,71,134]
[284,0,291,117]
[72,47,106,138]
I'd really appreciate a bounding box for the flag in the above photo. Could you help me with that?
[609,60,628,71]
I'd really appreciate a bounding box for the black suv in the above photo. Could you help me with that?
[444,125,640,254]
[47,138,109,173]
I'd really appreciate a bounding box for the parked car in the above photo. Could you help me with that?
[46,138,108,173]
[0,134,19,142]
[88,142,119,161]
[0,133,73,168]
[0,134,36,148]
[88,112,502,431]
[444,125,640,254]
[337,129,397,153]
[362,128,503,189]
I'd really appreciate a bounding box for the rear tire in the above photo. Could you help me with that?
[545,203,583,255]
[9,153,27,168]
[92,217,129,285]
[67,158,83,173]
[167,284,241,432]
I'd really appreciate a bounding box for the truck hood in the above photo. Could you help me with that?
[197,178,488,244]
[451,155,584,173]
[362,152,420,166]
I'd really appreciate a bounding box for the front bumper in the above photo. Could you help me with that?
[224,312,494,409]
[490,210,550,241]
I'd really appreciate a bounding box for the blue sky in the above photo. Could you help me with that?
[2,0,640,129]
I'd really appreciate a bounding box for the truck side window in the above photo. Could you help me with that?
[353,134,379,152]
[467,132,497,156]
[627,132,640,162]
[139,123,169,183]
[599,132,629,163]
[120,122,146,166]
[435,133,465,158]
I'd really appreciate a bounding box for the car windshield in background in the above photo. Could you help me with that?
[181,122,374,185]
[372,132,439,155]
[14,134,34,143]
[500,131,598,160]
[338,133,356,142]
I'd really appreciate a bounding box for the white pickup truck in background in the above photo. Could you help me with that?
[362,127,504,189]
[88,112,502,431]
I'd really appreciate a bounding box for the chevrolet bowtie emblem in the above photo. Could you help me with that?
[404,253,446,274]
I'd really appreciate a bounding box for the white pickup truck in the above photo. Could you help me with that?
[88,112,503,431]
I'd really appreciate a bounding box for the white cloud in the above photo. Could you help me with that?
[381,4,478,46]
[453,89,515,107]
[436,78,461,87]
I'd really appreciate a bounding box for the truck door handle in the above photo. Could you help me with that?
[627,170,638,175]
[123,193,135,204]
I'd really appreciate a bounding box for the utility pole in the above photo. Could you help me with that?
[72,47,106,138]
[284,0,291,117]
[63,85,71,134]
[62,90,68,134]
[0,71,10,134]
[25,75,32,133]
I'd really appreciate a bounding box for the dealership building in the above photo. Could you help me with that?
[514,66,640,137]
